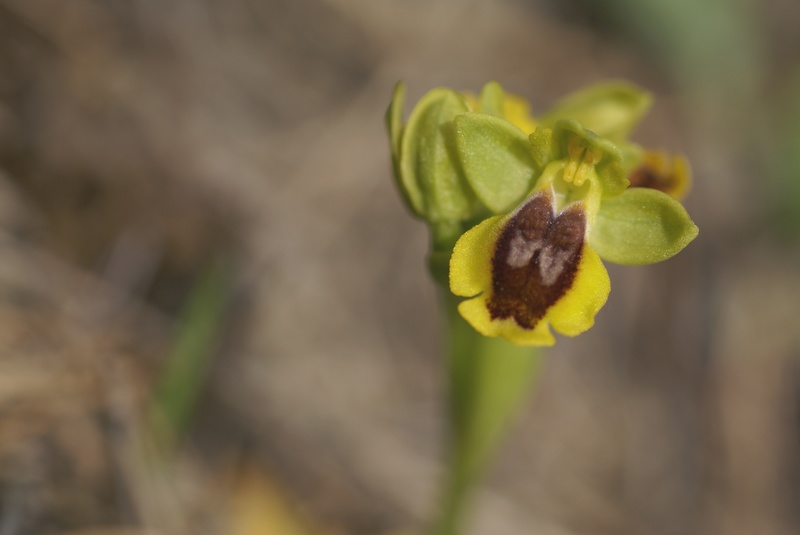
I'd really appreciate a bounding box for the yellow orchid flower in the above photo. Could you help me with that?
[387,81,698,346]
[449,120,697,346]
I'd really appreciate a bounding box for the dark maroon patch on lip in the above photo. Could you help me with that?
[488,190,586,329]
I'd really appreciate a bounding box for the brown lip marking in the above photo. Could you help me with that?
[488,190,586,329]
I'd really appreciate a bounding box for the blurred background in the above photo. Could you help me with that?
[1,0,799,534]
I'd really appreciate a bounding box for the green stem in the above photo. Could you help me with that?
[432,291,543,535]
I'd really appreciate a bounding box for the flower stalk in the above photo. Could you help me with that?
[435,291,541,535]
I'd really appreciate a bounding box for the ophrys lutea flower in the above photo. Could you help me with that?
[387,81,698,346]
[451,117,697,346]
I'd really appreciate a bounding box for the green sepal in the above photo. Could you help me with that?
[538,81,653,142]
[385,82,421,216]
[589,187,699,265]
[454,113,537,214]
[477,81,505,118]
[400,87,477,222]
[387,82,405,165]
[553,119,629,198]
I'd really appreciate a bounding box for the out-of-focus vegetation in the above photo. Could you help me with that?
[0,1,798,535]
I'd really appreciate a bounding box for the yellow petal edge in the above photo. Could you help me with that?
[547,245,610,336]
[449,215,503,297]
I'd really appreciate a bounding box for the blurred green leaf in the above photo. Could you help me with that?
[149,256,232,455]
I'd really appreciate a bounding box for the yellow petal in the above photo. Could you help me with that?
[498,314,555,346]
[547,244,610,336]
[458,295,556,346]
[449,215,504,297]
